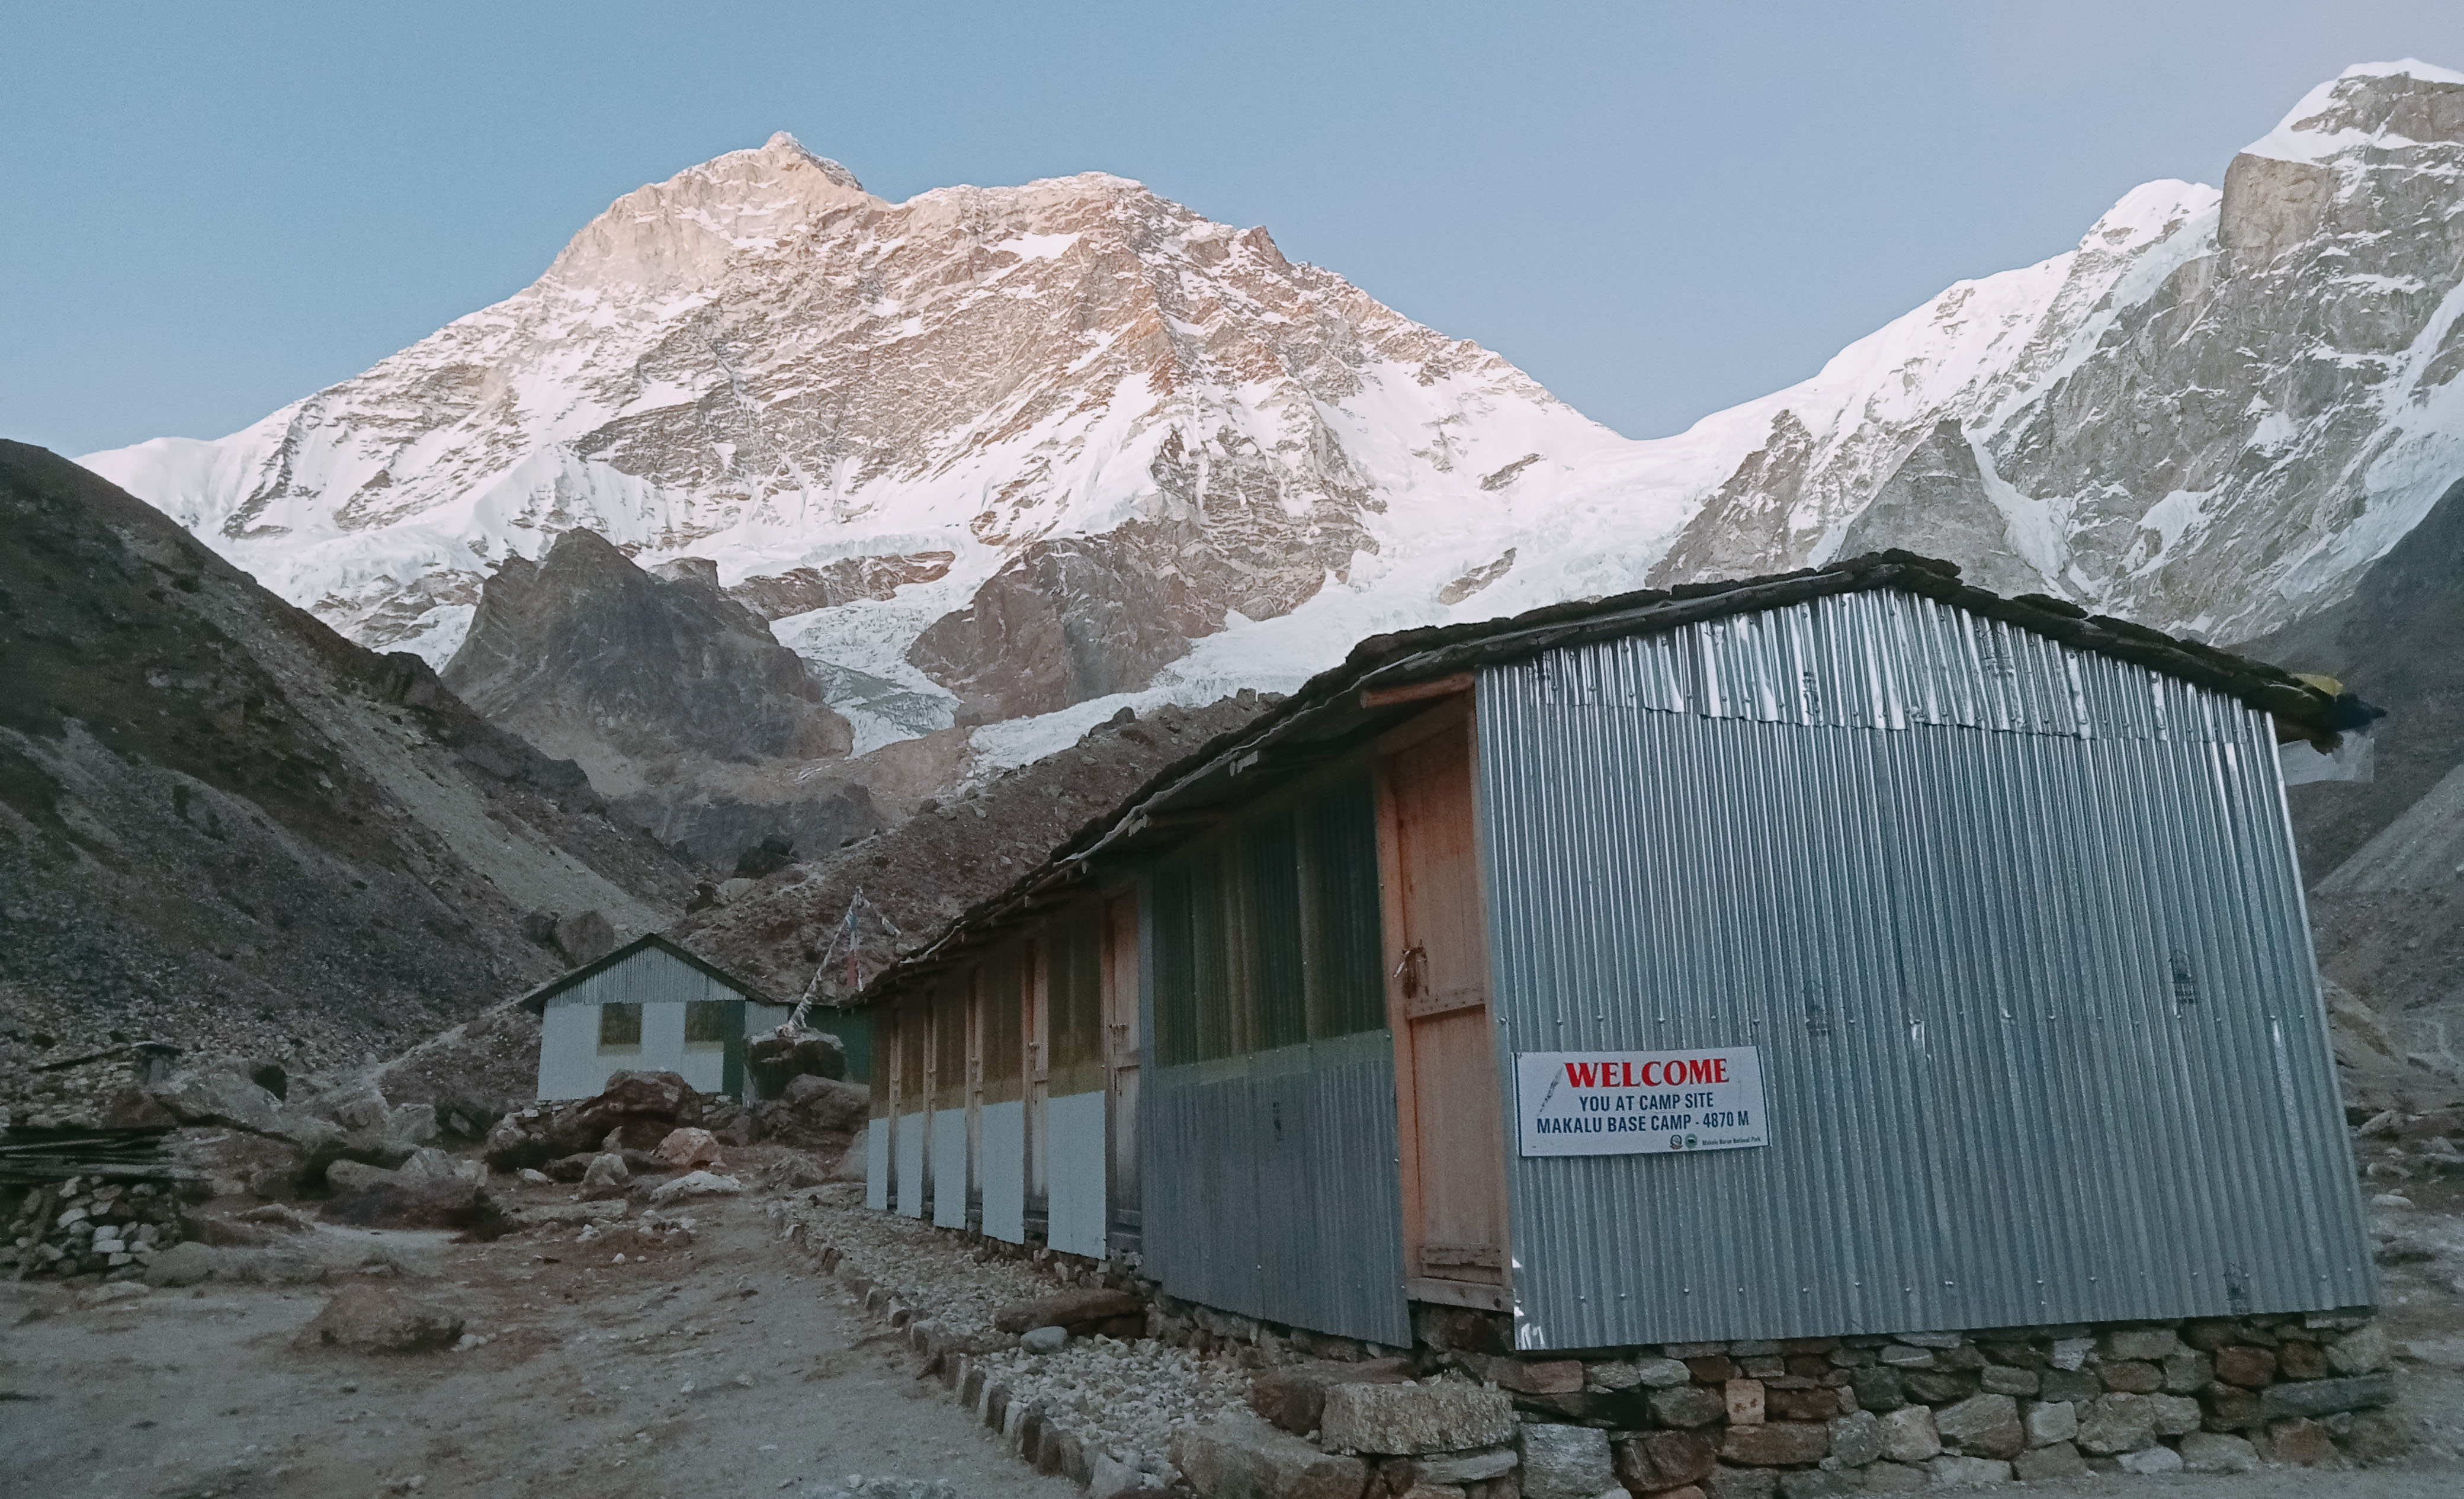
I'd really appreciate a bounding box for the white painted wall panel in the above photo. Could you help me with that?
[932,1108,969,1230]
[980,1100,1025,1244]
[1047,1089,1108,1258]
[865,1121,889,1211]
[895,1112,925,1218]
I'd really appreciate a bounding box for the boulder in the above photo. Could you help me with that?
[324,1159,399,1193]
[746,1029,847,1096]
[1719,1422,1828,1466]
[1923,1456,2010,1487]
[2011,1441,2088,1481]
[293,1283,464,1353]
[652,1126,724,1171]
[1824,1410,1882,1468]
[1170,1414,1368,1499]
[1650,1384,1728,1429]
[835,1124,871,1181]
[322,1175,498,1231]
[1411,1447,1517,1485]
[781,1073,868,1131]
[2075,1394,2155,1455]
[1876,1406,1939,1464]
[142,1240,219,1288]
[1519,1424,1612,1499]
[2178,1431,2260,1474]
[1933,1393,2023,1459]
[647,1170,743,1203]
[2258,1372,2395,1420]
[1252,1359,1414,1435]
[580,1152,630,1201]
[993,1286,1147,1337]
[1616,1430,1718,1492]
[553,909,617,965]
[482,1111,557,1172]
[1318,1383,1515,1456]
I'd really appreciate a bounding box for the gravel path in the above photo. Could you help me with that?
[0,1178,1080,1498]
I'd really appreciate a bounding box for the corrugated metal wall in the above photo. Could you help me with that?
[1142,1032,1413,1347]
[1476,590,2372,1350]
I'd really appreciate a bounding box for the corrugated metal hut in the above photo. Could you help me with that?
[853,552,2372,1356]
[524,934,793,1102]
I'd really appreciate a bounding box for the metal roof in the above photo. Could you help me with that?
[850,551,2341,1004]
[516,932,782,1015]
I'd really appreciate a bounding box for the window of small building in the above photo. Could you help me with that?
[684,999,728,1046]
[1153,771,1386,1066]
[598,1002,643,1050]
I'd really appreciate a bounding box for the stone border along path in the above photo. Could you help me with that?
[773,1195,1248,1495]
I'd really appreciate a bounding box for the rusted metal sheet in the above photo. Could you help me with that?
[1475,590,2372,1350]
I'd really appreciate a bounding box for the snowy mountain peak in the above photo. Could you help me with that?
[2242,57,2464,166]
[546,131,877,290]
[79,62,2464,775]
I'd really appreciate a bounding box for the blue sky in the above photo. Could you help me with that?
[8,2,2463,457]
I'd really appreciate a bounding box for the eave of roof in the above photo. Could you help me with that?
[516,932,783,1015]
[850,550,2339,1007]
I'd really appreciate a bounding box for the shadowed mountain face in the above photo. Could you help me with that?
[0,442,695,1076]
[441,529,877,866]
[2238,474,2464,881]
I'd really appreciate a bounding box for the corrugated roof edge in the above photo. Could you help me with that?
[849,550,2340,1006]
[516,932,784,1015]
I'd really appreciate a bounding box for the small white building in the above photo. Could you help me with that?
[522,934,791,1102]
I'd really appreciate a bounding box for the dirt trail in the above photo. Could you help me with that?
[1,1178,1079,1499]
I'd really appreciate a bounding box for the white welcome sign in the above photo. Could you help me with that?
[1515,1048,1769,1157]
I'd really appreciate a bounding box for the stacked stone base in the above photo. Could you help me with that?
[1403,1312,2400,1497]
[800,1204,2405,1497]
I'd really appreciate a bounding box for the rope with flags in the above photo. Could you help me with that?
[787,888,903,1031]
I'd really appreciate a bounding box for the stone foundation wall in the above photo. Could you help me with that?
[822,1203,2406,1496]
[1352,1312,2401,1497]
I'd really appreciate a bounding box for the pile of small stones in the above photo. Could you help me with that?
[976,1333,1256,1478]
[3,1177,188,1279]
[793,1196,1053,1337]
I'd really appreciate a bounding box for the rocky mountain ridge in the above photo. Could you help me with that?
[0,442,697,1093]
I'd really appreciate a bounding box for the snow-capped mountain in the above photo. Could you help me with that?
[85,60,2464,769]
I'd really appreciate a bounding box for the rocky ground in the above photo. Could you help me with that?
[2,1161,1081,1498]
[7,1110,2464,1499]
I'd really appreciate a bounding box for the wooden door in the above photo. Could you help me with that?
[1378,698,1512,1311]
[1102,893,1142,1235]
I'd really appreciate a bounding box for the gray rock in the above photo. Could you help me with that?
[323,1159,399,1193]
[1704,1469,1775,1499]
[2100,1328,2181,1362]
[2047,1338,2094,1371]
[1923,1455,2011,1487]
[2325,1323,2389,1375]
[2013,1442,2088,1481]
[142,1240,219,1288]
[2075,1393,2155,1455]
[2178,1431,2260,1474]
[1517,1423,1612,1499]
[1977,1365,2038,1396]
[2117,1445,2183,1475]
[1088,1449,1159,1499]
[1411,1446,1516,1485]
[1320,1382,1515,1456]
[2148,1392,2201,1437]
[1632,1355,1693,1388]
[1775,1472,1855,1499]
[1934,1394,2023,1459]
[1649,1383,1728,1429]
[1022,1326,1068,1355]
[1827,1410,1882,1468]
[1169,1414,1369,1499]
[2259,1372,2395,1420]
[292,1283,464,1353]
[386,1103,439,1148]
[1860,1461,1927,1493]
[2022,1399,2076,1447]
[395,1146,461,1182]
[1877,1405,1940,1463]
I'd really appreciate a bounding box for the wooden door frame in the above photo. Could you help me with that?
[1374,691,1515,1314]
